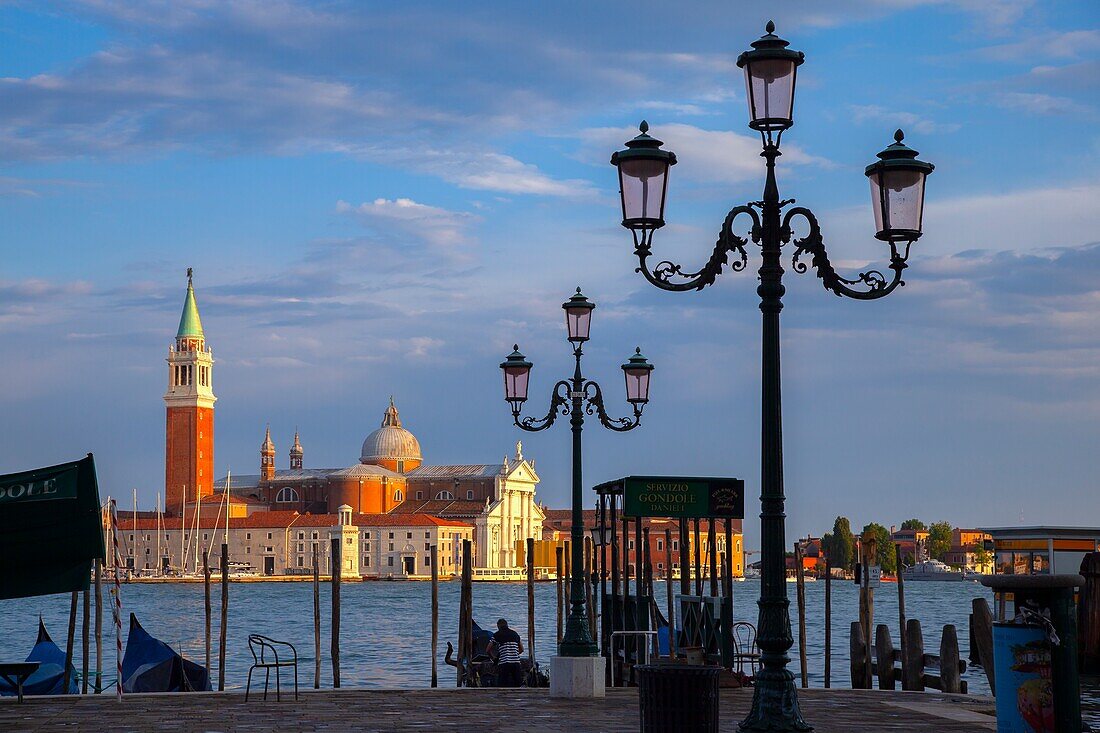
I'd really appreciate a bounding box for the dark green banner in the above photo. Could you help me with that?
[0,454,105,600]
[621,476,744,518]
[0,463,79,504]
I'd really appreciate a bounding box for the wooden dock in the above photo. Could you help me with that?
[0,688,996,732]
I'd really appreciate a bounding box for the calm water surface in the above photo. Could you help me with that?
[3,578,1096,723]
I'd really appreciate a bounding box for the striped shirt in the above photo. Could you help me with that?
[493,629,522,664]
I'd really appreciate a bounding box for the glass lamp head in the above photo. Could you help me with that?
[736,21,805,133]
[610,121,677,231]
[865,129,935,243]
[500,345,533,405]
[562,288,596,343]
[621,347,654,404]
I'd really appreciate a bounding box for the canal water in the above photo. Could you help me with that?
[2,578,1096,723]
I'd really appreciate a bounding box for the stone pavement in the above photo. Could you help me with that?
[0,687,997,732]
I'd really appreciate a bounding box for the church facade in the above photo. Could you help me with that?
[164,272,545,574]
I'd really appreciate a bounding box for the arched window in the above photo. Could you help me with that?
[275,487,299,503]
[466,490,474,500]
[393,489,404,502]
[436,491,454,500]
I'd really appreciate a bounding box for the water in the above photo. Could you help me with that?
[2,578,1097,724]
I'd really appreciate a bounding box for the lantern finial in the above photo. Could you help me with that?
[894,129,904,143]
[766,20,775,34]
[639,120,649,134]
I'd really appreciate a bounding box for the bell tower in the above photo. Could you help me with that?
[261,426,276,481]
[290,429,303,470]
[164,269,216,515]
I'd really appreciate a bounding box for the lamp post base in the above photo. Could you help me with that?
[550,655,605,699]
[738,667,812,732]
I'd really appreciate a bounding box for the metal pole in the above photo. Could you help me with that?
[559,343,596,656]
[740,144,807,731]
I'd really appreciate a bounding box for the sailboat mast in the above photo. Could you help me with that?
[156,493,162,576]
[180,486,187,574]
[194,482,201,572]
[224,470,231,547]
[132,488,137,571]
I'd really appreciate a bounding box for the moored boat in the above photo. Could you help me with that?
[121,614,211,693]
[0,620,78,697]
[901,559,966,581]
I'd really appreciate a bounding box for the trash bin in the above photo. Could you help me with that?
[981,573,1086,733]
[636,663,720,733]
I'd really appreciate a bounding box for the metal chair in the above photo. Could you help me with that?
[245,634,298,701]
[731,621,760,677]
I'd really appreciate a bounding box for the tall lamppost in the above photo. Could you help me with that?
[500,289,654,658]
[610,22,934,731]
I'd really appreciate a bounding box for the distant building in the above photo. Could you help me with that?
[162,272,544,576]
[890,527,930,565]
[944,528,993,572]
[114,509,473,579]
[981,526,1100,576]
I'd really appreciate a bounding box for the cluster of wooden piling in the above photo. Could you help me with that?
[850,619,966,693]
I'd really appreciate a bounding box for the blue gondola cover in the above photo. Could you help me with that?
[122,614,211,693]
[0,620,78,697]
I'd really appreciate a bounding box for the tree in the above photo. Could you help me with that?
[822,516,854,571]
[973,546,993,573]
[860,522,896,574]
[928,521,953,561]
[900,518,926,531]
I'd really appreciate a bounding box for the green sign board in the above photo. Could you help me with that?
[0,454,105,600]
[0,463,79,505]
[620,476,745,519]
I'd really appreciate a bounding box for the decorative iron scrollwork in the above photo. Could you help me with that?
[783,207,907,300]
[636,205,761,291]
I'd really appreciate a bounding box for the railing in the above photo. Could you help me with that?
[610,631,657,688]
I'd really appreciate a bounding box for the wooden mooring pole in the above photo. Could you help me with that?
[665,527,674,658]
[563,540,571,609]
[824,557,831,688]
[64,590,77,693]
[708,521,718,597]
[203,549,211,675]
[313,545,321,689]
[460,539,473,686]
[219,543,228,691]
[331,536,341,688]
[526,537,536,668]
[693,518,702,596]
[895,543,907,690]
[971,597,995,694]
[795,542,807,688]
[555,545,564,645]
[94,559,102,693]
[81,581,90,694]
[431,544,438,688]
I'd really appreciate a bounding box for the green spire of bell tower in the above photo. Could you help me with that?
[176,267,205,340]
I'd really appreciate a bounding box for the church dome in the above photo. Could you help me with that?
[360,398,422,469]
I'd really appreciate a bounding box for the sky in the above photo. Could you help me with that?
[1,0,1098,551]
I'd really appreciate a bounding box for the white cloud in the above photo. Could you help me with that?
[849,105,959,135]
[992,92,1095,117]
[335,198,476,249]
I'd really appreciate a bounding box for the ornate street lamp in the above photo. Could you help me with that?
[500,289,653,659]
[610,22,933,732]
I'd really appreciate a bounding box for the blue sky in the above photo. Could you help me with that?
[1,0,1097,548]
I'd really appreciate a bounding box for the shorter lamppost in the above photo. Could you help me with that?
[500,288,653,665]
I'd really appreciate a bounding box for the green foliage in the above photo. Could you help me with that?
[822,516,854,571]
[860,522,896,574]
[900,518,926,531]
[928,521,954,561]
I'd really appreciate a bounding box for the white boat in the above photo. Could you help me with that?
[901,559,966,581]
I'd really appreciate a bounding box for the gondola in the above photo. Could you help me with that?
[444,620,548,687]
[121,613,211,693]
[0,619,78,697]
